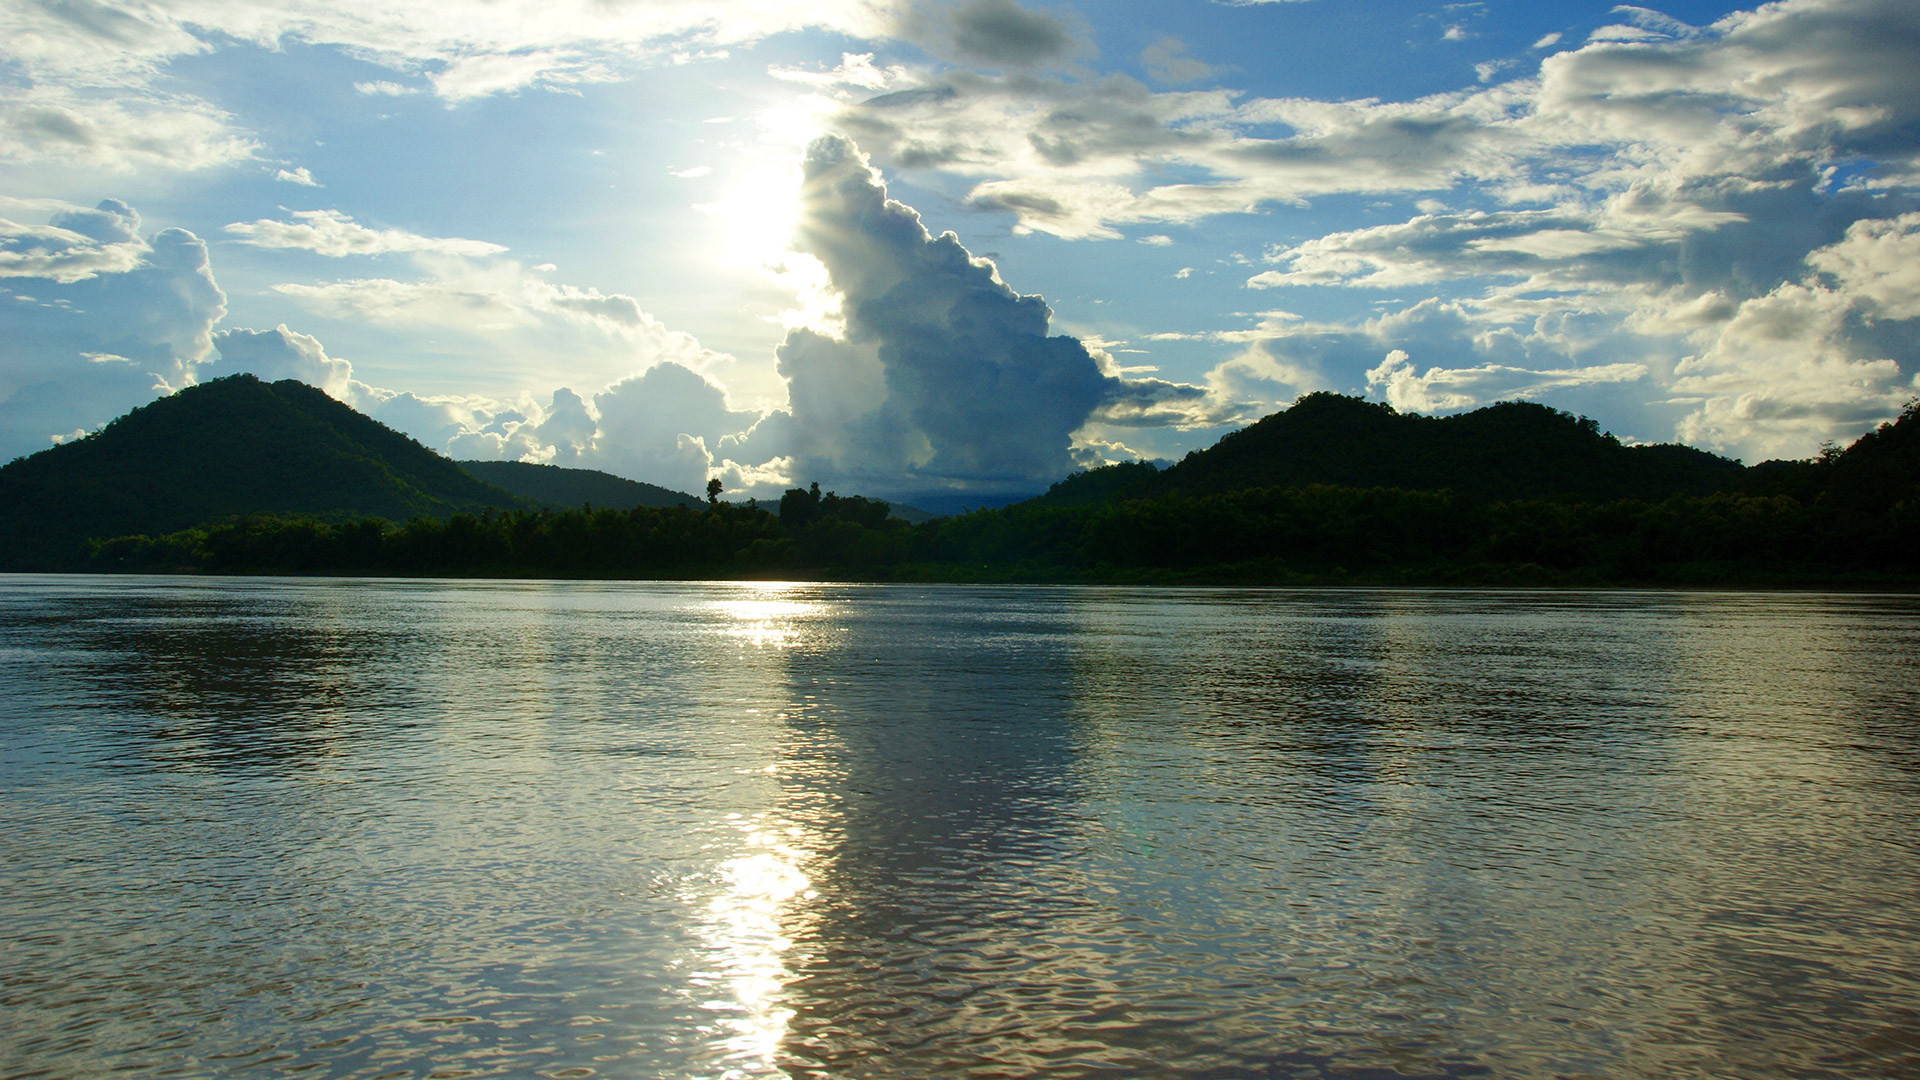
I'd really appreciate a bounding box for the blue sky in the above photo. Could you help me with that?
[4,0,1917,500]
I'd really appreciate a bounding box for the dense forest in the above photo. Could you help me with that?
[6,379,1917,585]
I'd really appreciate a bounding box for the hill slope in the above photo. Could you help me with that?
[458,460,703,511]
[1041,393,1747,506]
[0,374,526,569]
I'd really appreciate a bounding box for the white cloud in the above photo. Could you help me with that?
[0,0,903,186]
[1805,211,1920,319]
[275,166,319,186]
[0,203,225,461]
[572,363,761,493]
[0,0,902,103]
[206,325,356,399]
[768,51,899,91]
[264,249,736,401]
[1366,348,1647,413]
[0,199,148,283]
[840,0,1920,264]
[746,135,1218,496]
[0,86,257,172]
[224,210,508,258]
[1668,278,1912,459]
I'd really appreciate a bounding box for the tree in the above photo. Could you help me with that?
[706,477,723,506]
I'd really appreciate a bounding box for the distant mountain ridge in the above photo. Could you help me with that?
[1040,393,1748,506]
[458,459,703,511]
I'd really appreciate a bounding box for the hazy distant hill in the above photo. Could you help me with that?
[0,374,525,569]
[1040,393,1748,506]
[458,460,703,511]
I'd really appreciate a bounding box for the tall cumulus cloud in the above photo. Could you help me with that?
[745,135,1212,497]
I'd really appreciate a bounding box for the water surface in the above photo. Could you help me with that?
[2,577,1917,1078]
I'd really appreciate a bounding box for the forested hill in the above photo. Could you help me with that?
[1040,393,1747,506]
[0,374,526,569]
[459,460,702,511]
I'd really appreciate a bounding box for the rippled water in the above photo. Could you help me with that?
[2,577,1917,1079]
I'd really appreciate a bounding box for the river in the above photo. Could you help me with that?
[2,576,1916,1078]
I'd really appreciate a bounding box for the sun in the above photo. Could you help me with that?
[697,158,806,271]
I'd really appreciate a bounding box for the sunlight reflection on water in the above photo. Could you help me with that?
[1,578,1917,1079]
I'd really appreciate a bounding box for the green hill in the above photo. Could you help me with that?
[458,460,703,511]
[0,374,526,570]
[1040,393,1747,506]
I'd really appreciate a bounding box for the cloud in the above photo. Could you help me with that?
[743,135,1216,496]
[206,325,356,399]
[768,51,899,91]
[1366,348,1647,413]
[266,271,698,395]
[0,199,148,282]
[224,210,508,258]
[270,263,714,354]
[0,0,902,186]
[1140,36,1216,85]
[844,0,1920,246]
[1179,299,1669,423]
[831,0,1920,456]
[572,363,763,493]
[261,246,748,433]
[1804,211,1920,319]
[275,167,319,186]
[838,70,1511,239]
[0,86,257,172]
[1668,279,1913,459]
[947,0,1073,67]
[0,202,225,461]
[427,49,620,102]
[1,0,900,103]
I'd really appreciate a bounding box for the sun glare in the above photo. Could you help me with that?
[698,160,805,271]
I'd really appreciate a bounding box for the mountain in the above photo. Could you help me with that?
[458,460,703,511]
[1039,393,1748,506]
[0,374,526,569]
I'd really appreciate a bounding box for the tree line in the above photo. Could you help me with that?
[77,479,1916,586]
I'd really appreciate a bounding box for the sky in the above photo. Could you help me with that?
[3,0,1917,503]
